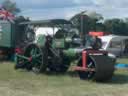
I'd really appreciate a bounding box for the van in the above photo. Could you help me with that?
[100,35,128,57]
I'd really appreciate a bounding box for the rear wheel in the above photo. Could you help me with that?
[15,55,29,70]
[24,44,47,73]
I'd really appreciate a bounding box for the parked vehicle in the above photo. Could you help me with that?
[0,19,34,60]
[100,35,128,57]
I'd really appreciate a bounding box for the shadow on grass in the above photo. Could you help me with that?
[16,68,128,84]
[44,71,78,77]
[106,74,128,84]
[45,71,128,84]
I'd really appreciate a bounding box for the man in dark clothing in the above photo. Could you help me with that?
[92,36,102,50]
[86,35,102,50]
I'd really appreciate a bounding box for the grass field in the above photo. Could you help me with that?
[0,59,128,96]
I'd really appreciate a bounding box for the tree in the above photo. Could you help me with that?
[104,18,128,35]
[70,11,103,34]
[2,0,20,15]
[95,22,105,31]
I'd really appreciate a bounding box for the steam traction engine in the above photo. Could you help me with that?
[15,19,115,81]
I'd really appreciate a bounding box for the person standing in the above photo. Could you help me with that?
[91,36,102,50]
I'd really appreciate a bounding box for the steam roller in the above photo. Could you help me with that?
[14,19,115,82]
[15,41,115,82]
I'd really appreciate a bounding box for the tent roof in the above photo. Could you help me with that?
[20,19,72,27]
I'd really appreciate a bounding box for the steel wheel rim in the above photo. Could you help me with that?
[78,56,96,80]
[24,44,43,72]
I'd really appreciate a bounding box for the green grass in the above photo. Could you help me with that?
[117,58,128,64]
[0,59,128,96]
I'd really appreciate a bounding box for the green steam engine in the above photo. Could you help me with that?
[15,19,115,81]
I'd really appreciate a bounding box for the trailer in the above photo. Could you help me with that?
[0,17,35,60]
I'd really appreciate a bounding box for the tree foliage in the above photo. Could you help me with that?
[2,0,20,15]
[70,10,128,36]
[104,19,128,35]
[70,11,103,35]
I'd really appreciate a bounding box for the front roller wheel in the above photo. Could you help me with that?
[77,56,96,80]
[77,55,115,82]
[24,44,48,73]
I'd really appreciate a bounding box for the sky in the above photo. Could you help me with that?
[1,0,128,20]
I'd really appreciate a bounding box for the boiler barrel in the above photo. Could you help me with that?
[63,48,84,59]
